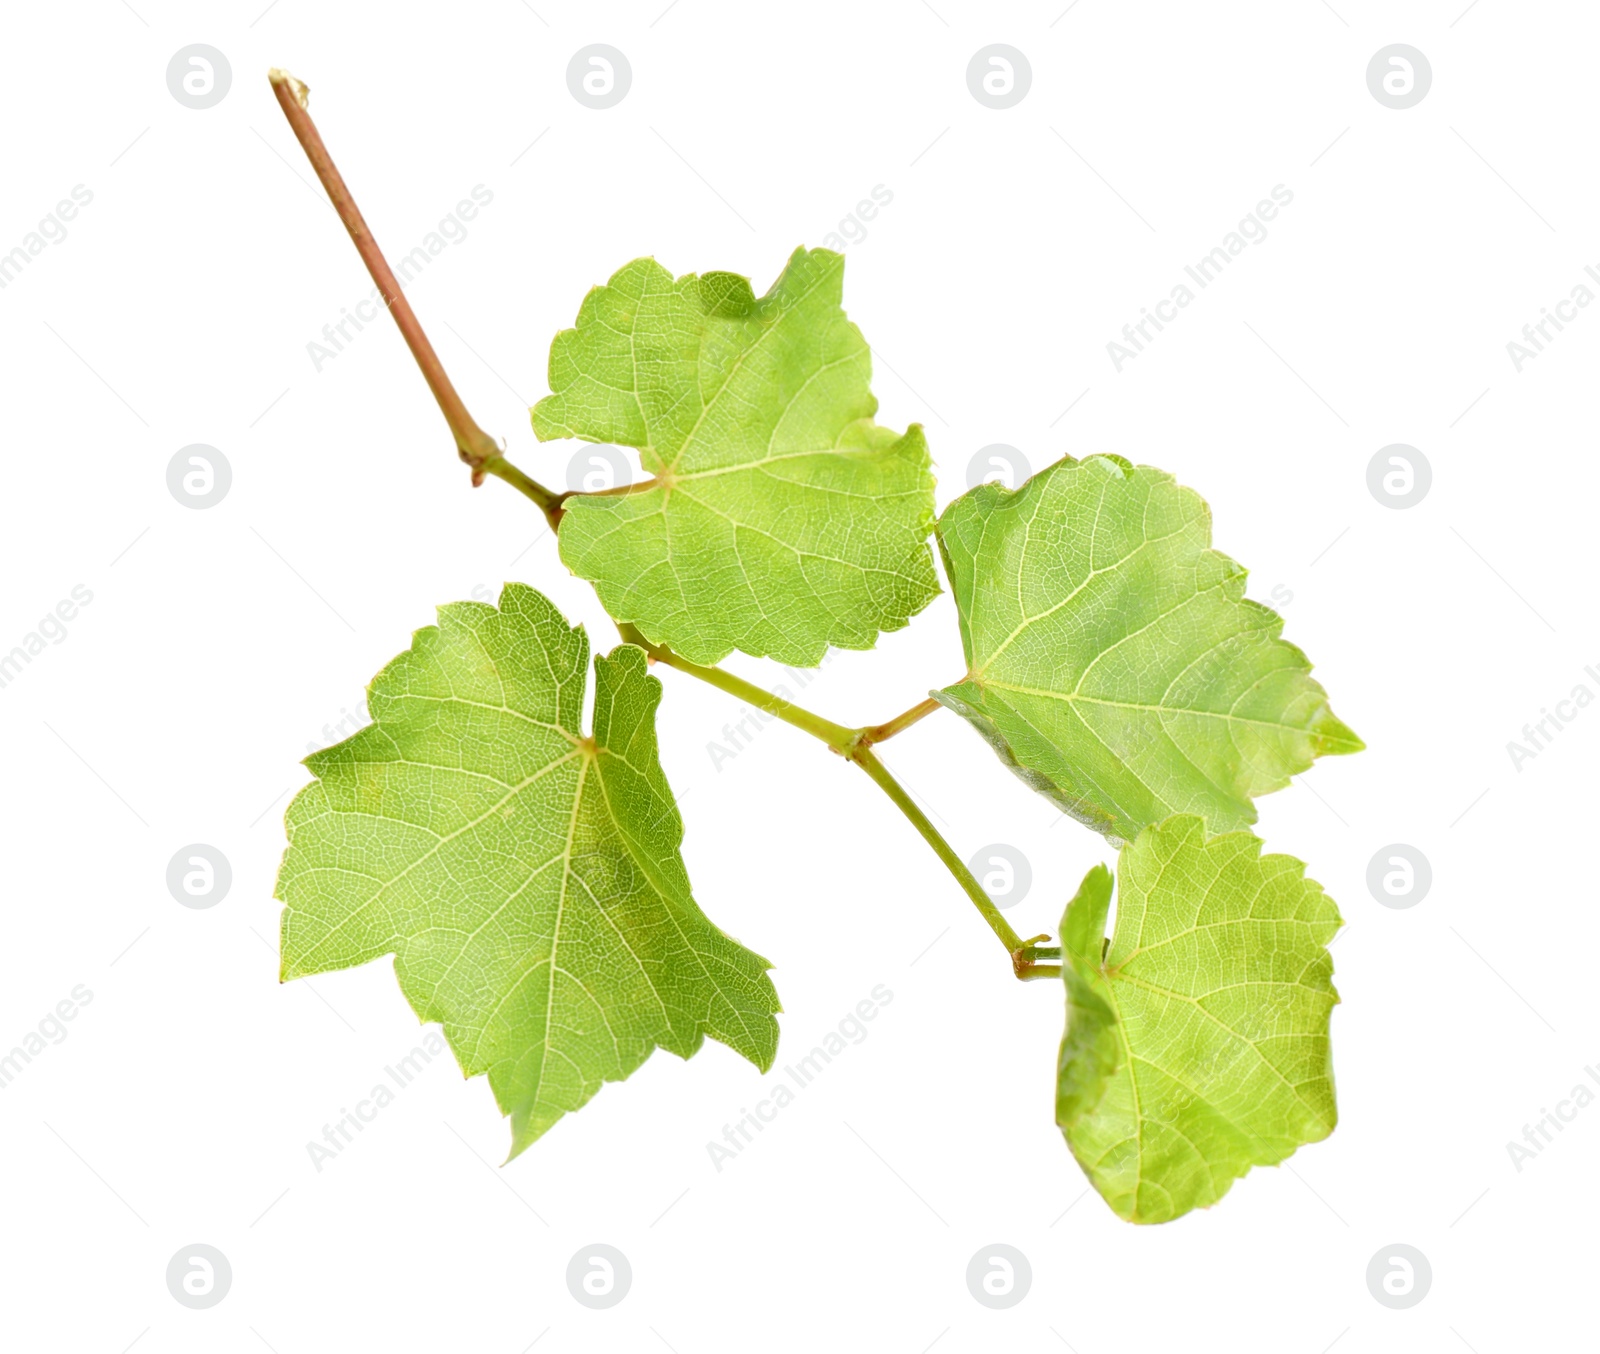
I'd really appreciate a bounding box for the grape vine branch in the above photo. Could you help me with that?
[269,67,1358,1219]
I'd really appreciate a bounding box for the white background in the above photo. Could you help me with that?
[0,1,1592,1350]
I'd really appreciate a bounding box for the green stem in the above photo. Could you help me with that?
[845,748,1029,959]
[267,69,564,530]
[617,625,857,750]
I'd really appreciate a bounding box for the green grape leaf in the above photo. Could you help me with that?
[1056,816,1341,1224]
[935,455,1362,844]
[533,247,939,667]
[275,583,780,1157]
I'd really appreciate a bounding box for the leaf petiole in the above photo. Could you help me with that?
[855,696,941,749]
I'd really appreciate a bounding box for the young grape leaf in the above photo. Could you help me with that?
[1056,816,1341,1224]
[533,247,939,667]
[275,583,780,1156]
[935,456,1361,843]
